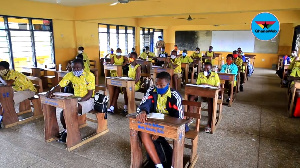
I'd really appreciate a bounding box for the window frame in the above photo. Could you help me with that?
[0,15,55,69]
[140,27,163,53]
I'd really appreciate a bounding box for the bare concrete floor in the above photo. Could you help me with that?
[1,68,300,168]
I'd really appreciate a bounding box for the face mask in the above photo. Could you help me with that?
[233,54,238,58]
[156,83,169,95]
[73,69,83,77]
[204,70,211,77]
[171,55,176,59]
[158,38,162,41]
[196,51,200,54]
[182,53,187,57]
[227,60,233,65]
[0,69,8,77]
[111,51,114,54]
[174,47,178,50]
[209,49,212,52]
[129,58,134,63]
[116,53,121,56]
[78,50,83,54]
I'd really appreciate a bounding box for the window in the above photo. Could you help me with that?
[0,15,54,71]
[98,23,135,57]
[140,28,163,53]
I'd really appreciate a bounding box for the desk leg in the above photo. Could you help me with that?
[229,82,234,107]
[191,66,195,84]
[185,67,188,84]
[107,85,115,108]
[211,96,218,134]
[130,129,143,168]
[172,130,184,168]
[95,70,99,85]
[117,67,122,77]
[64,99,81,149]
[127,82,136,114]
[32,98,42,117]
[43,104,59,141]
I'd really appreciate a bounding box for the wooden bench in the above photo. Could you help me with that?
[288,79,300,117]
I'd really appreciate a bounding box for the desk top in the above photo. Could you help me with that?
[39,93,78,109]
[106,77,135,81]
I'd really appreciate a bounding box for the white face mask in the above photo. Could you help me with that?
[116,53,121,56]
[171,55,176,59]
[0,69,8,77]
[78,50,83,54]
[204,71,208,76]
[196,51,200,54]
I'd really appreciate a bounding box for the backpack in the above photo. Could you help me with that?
[94,92,109,119]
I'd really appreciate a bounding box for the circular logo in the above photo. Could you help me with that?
[251,12,280,41]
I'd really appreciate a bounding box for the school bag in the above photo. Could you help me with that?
[94,92,109,119]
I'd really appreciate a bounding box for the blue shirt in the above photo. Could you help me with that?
[242,56,246,62]
[220,63,239,81]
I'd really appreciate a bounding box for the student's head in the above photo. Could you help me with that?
[131,48,136,52]
[110,48,114,54]
[209,46,213,52]
[155,72,171,94]
[0,61,9,77]
[174,45,178,49]
[158,36,162,40]
[226,54,234,65]
[182,49,187,57]
[116,48,122,56]
[78,46,84,54]
[71,59,84,73]
[129,52,138,63]
[204,62,212,72]
[237,47,242,53]
[195,47,200,53]
[171,50,177,59]
[145,46,150,53]
[232,50,238,59]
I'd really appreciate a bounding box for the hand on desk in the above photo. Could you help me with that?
[136,111,147,123]
[46,90,54,98]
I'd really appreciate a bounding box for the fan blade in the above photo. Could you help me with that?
[176,18,186,20]
[110,2,119,6]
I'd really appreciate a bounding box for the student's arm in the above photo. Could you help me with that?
[188,56,193,63]
[81,73,95,102]
[213,52,216,59]
[136,87,155,123]
[220,65,226,73]
[196,73,201,85]
[122,57,128,66]
[215,73,221,87]
[232,65,238,75]
[46,73,71,98]
[135,66,141,84]
[110,57,115,64]
[205,52,208,57]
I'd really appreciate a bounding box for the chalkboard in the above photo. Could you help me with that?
[175,31,198,51]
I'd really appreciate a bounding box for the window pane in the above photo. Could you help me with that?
[119,33,126,53]
[34,31,53,67]
[128,34,134,53]
[99,24,107,33]
[8,17,30,30]
[127,27,133,34]
[110,26,117,51]
[32,19,51,31]
[0,30,10,66]
[119,26,125,34]
[99,33,108,58]
[0,17,5,29]
[110,25,116,33]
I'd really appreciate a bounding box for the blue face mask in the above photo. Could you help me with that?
[182,53,187,57]
[73,69,83,77]
[111,51,114,54]
[156,84,169,95]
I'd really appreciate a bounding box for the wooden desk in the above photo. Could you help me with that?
[245,54,256,67]
[192,58,202,74]
[129,115,189,168]
[21,67,42,77]
[40,94,108,151]
[90,68,99,85]
[104,64,123,84]
[151,68,174,88]
[281,64,290,87]
[100,58,111,76]
[136,59,152,74]
[181,63,195,84]
[0,86,43,128]
[184,84,220,133]
[106,78,136,114]
[218,73,235,107]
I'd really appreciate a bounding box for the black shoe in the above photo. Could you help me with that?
[58,132,67,143]
[226,98,230,103]
[240,85,244,92]
[122,109,128,114]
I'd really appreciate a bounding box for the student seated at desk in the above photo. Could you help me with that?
[105,48,116,59]
[180,49,193,64]
[205,46,216,62]
[136,72,183,168]
[140,46,156,62]
[191,47,201,59]
[77,46,90,72]
[155,47,168,66]
[189,62,220,133]
[0,61,37,124]
[237,47,246,62]
[166,50,182,91]
[107,52,141,114]
[110,48,128,77]
[46,59,95,143]
[220,54,238,102]
[233,51,245,91]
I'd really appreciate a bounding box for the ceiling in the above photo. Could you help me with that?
[30,0,116,6]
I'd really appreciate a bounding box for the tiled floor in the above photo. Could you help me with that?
[1,68,300,168]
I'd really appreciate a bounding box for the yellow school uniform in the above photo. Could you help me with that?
[180,56,193,64]
[110,54,116,59]
[196,71,220,86]
[111,56,124,77]
[82,53,90,72]
[156,87,171,114]
[59,71,95,97]
[2,70,36,92]
[235,57,245,73]
[139,52,156,61]
[171,57,182,74]
[191,52,201,59]
[128,64,141,91]
[205,51,214,62]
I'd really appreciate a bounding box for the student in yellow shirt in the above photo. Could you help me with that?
[166,50,181,91]
[77,46,90,72]
[205,46,216,62]
[0,61,37,115]
[46,59,95,143]
[189,62,220,133]
[110,48,128,77]
[191,47,201,59]
[105,48,116,59]
[233,50,245,91]
[180,50,193,63]
[139,46,156,61]
[107,52,141,114]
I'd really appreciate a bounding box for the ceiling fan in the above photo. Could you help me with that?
[175,15,205,21]
[110,0,150,6]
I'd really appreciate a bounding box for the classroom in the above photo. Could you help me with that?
[0,0,300,167]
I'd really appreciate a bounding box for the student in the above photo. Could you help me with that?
[155,36,165,56]
[140,46,156,61]
[237,47,246,62]
[220,54,238,102]
[105,48,116,58]
[158,47,168,58]
[77,46,90,72]
[166,50,181,90]
[46,59,95,143]
[180,49,193,64]
[189,62,220,133]
[107,52,141,114]
[205,46,216,61]
[0,61,37,118]
[233,50,245,91]
[191,47,201,59]
[173,45,180,55]
[110,48,128,77]
[136,71,183,168]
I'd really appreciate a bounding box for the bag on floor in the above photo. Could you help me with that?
[94,92,109,114]
[146,137,173,168]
